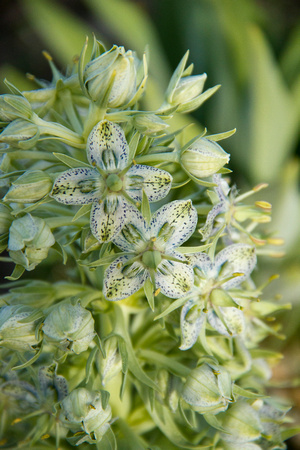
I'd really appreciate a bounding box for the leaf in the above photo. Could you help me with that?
[141,190,151,224]
[5,265,25,281]
[72,204,91,222]
[53,152,90,168]
[144,278,155,312]
[13,342,44,371]
[85,345,99,384]
[232,384,268,399]
[98,427,117,450]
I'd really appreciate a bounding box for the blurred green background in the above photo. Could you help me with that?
[0,0,299,447]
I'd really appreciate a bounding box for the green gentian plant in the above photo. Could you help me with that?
[0,37,293,449]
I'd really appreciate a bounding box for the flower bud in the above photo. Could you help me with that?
[42,301,95,354]
[219,402,262,444]
[171,74,206,106]
[8,214,55,271]
[4,171,52,203]
[0,119,39,147]
[84,45,137,107]
[101,337,122,386]
[60,388,112,444]
[181,138,230,179]
[0,305,41,351]
[133,113,169,135]
[182,363,232,414]
[0,95,32,122]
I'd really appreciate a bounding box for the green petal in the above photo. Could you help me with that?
[155,260,194,298]
[103,255,147,301]
[50,168,102,205]
[87,120,129,171]
[124,164,172,202]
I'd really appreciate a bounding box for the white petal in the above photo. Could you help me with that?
[150,200,197,249]
[90,195,130,243]
[124,164,172,202]
[155,260,194,298]
[207,309,231,336]
[187,252,214,275]
[87,120,129,171]
[199,201,226,240]
[112,206,149,253]
[221,307,245,336]
[103,255,147,301]
[180,299,205,350]
[215,244,257,288]
[50,168,102,205]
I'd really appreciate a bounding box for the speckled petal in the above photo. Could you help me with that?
[215,244,257,289]
[180,299,205,350]
[207,309,231,336]
[87,120,129,171]
[150,200,198,249]
[90,195,131,243]
[112,206,149,253]
[221,307,245,336]
[155,260,194,298]
[124,164,172,202]
[50,168,102,205]
[103,255,148,301]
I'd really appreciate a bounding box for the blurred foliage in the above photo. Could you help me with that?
[0,0,299,446]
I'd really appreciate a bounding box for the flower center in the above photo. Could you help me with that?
[106,173,123,192]
[142,250,162,269]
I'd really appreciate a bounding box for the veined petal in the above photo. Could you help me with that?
[155,260,194,298]
[215,244,257,289]
[50,168,102,205]
[112,207,149,253]
[90,195,132,243]
[103,255,147,301]
[87,120,129,171]
[221,307,245,336]
[180,299,205,350]
[207,309,231,337]
[150,200,198,249]
[187,252,214,274]
[124,164,172,202]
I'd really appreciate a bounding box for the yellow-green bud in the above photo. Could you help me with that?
[133,113,169,135]
[0,119,39,147]
[181,138,230,178]
[101,337,122,386]
[4,171,52,203]
[0,204,13,234]
[0,95,32,122]
[84,46,137,108]
[0,305,41,351]
[182,363,232,414]
[171,74,206,106]
[142,250,162,269]
[60,388,112,445]
[8,214,55,271]
[42,301,95,354]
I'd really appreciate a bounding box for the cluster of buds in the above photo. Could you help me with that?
[0,37,289,450]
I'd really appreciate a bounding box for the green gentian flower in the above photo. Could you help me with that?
[103,200,197,300]
[180,243,256,350]
[50,120,172,243]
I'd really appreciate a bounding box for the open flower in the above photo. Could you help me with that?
[103,200,198,301]
[180,244,257,350]
[50,120,172,243]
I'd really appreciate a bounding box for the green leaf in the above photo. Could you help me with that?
[98,427,117,450]
[72,204,91,222]
[210,289,238,307]
[53,152,90,168]
[178,243,211,254]
[281,427,300,441]
[232,384,268,399]
[13,342,44,370]
[141,190,151,224]
[85,345,99,384]
[5,264,25,281]
[205,128,236,142]
[144,278,155,312]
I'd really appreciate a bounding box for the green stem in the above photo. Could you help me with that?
[45,216,88,229]
[33,114,84,147]
[135,151,180,165]
[138,349,191,378]
[8,150,58,162]
[82,103,107,140]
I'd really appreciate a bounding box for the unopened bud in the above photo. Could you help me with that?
[0,119,39,147]
[4,171,52,203]
[0,95,32,122]
[181,138,230,179]
[133,113,169,135]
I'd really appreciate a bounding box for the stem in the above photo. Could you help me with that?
[45,216,88,229]
[138,349,190,378]
[8,150,58,162]
[135,151,180,165]
[33,114,84,147]
[82,103,107,140]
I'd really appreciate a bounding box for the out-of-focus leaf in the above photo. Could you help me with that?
[246,25,298,182]
[0,65,36,93]
[280,23,300,84]
[21,0,93,64]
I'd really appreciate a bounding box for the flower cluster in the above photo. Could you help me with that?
[0,39,290,449]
